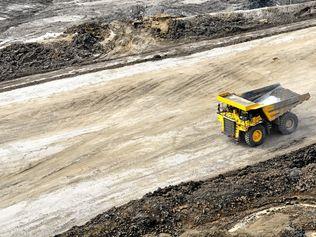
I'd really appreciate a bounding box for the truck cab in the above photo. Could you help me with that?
[217,84,310,147]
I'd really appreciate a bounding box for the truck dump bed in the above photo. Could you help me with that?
[218,84,310,121]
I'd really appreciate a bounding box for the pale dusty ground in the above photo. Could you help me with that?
[229,203,316,236]
[0,27,316,236]
[0,0,242,47]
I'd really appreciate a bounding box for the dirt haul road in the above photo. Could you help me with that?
[0,27,316,236]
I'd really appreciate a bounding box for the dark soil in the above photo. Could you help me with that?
[159,4,316,40]
[57,144,316,237]
[0,22,109,82]
[0,2,316,83]
[135,0,314,19]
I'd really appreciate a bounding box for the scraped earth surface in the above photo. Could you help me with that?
[0,26,315,236]
[1,0,316,82]
[59,144,316,236]
[1,0,312,45]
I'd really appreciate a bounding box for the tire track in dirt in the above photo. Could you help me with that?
[0,27,316,236]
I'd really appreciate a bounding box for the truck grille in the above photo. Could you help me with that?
[224,118,236,137]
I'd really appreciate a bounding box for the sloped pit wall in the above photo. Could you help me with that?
[1,2,316,84]
[57,144,316,236]
[156,2,316,40]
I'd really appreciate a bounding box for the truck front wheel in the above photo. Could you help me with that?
[245,124,266,147]
[277,112,298,135]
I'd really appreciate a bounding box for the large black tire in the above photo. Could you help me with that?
[245,124,266,147]
[277,112,298,135]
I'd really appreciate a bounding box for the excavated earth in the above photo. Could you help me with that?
[1,1,316,237]
[1,1,316,82]
[59,144,316,237]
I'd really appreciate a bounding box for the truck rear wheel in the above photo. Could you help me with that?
[277,112,298,135]
[245,124,266,147]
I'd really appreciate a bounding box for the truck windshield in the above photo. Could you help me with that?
[218,103,230,112]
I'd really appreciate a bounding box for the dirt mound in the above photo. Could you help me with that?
[156,3,316,40]
[57,144,316,237]
[0,2,316,83]
[66,22,110,49]
[0,22,109,82]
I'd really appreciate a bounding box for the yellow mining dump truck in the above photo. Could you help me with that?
[217,84,310,147]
